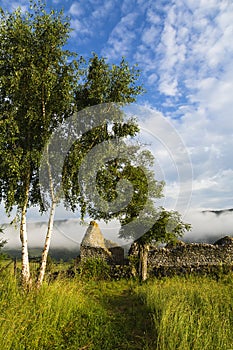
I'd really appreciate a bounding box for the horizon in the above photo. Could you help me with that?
[2,209,233,250]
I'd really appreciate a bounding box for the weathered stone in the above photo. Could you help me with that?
[165,240,186,249]
[129,235,233,277]
[214,236,233,246]
[80,221,124,265]
[81,221,107,250]
[104,238,119,249]
[109,246,125,265]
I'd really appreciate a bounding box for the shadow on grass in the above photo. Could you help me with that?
[94,281,157,350]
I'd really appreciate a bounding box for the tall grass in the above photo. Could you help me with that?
[0,273,126,350]
[138,275,233,350]
[1,270,233,349]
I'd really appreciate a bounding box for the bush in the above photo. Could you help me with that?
[76,257,111,280]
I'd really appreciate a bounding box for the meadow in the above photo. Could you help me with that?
[0,263,233,349]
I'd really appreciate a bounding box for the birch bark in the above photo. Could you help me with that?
[20,182,31,289]
[37,143,57,288]
[139,244,149,282]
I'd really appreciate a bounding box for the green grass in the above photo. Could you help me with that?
[138,275,233,350]
[0,273,153,350]
[1,271,233,349]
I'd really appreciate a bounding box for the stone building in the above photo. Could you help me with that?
[80,221,124,265]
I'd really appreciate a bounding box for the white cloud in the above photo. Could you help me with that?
[68,2,84,16]
[159,76,178,96]
[102,12,139,59]
[129,0,233,110]
[184,210,233,242]
[121,0,139,15]
[67,0,119,43]
[0,0,28,12]
[124,104,193,214]
[129,1,233,216]
[70,18,92,37]
[141,26,159,46]
[91,0,116,20]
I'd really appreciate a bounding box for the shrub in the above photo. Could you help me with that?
[76,257,111,280]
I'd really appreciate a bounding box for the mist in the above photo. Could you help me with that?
[2,209,233,252]
[183,210,233,243]
[2,218,126,250]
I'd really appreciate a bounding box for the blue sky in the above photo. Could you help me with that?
[1,0,233,245]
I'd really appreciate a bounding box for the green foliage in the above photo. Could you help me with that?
[76,257,111,280]
[0,1,80,213]
[120,208,191,245]
[75,54,144,109]
[63,128,164,222]
[62,53,147,222]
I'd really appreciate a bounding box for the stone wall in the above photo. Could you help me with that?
[146,236,233,277]
[80,222,233,277]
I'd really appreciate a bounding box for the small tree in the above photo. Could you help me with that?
[123,209,191,281]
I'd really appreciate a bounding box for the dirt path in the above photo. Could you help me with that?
[99,282,156,349]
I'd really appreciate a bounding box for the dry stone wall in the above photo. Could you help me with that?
[146,236,233,277]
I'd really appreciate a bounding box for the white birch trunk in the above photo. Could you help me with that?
[37,143,57,288]
[36,198,56,288]
[139,244,149,282]
[20,196,31,289]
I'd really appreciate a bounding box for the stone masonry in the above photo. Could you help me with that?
[80,221,125,265]
[80,222,233,276]
[145,236,233,276]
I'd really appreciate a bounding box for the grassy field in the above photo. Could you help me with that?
[0,268,233,349]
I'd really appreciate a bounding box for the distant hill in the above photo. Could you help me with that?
[201,208,233,215]
[4,247,80,262]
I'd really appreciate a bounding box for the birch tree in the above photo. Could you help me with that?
[0,1,80,288]
[37,51,144,287]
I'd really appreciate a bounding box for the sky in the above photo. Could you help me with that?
[0,0,233,247]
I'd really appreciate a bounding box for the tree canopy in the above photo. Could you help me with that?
[0,2,80,215]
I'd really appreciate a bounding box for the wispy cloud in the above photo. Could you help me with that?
[102,12,139,59]
[0,0,28,12]
[68,2,84,16]
[67,0,119,45]
[122,0,233,213]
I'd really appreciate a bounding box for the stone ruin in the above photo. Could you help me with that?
[80,222,233,277]
[80,221,125,265]
[145,236,233,277]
